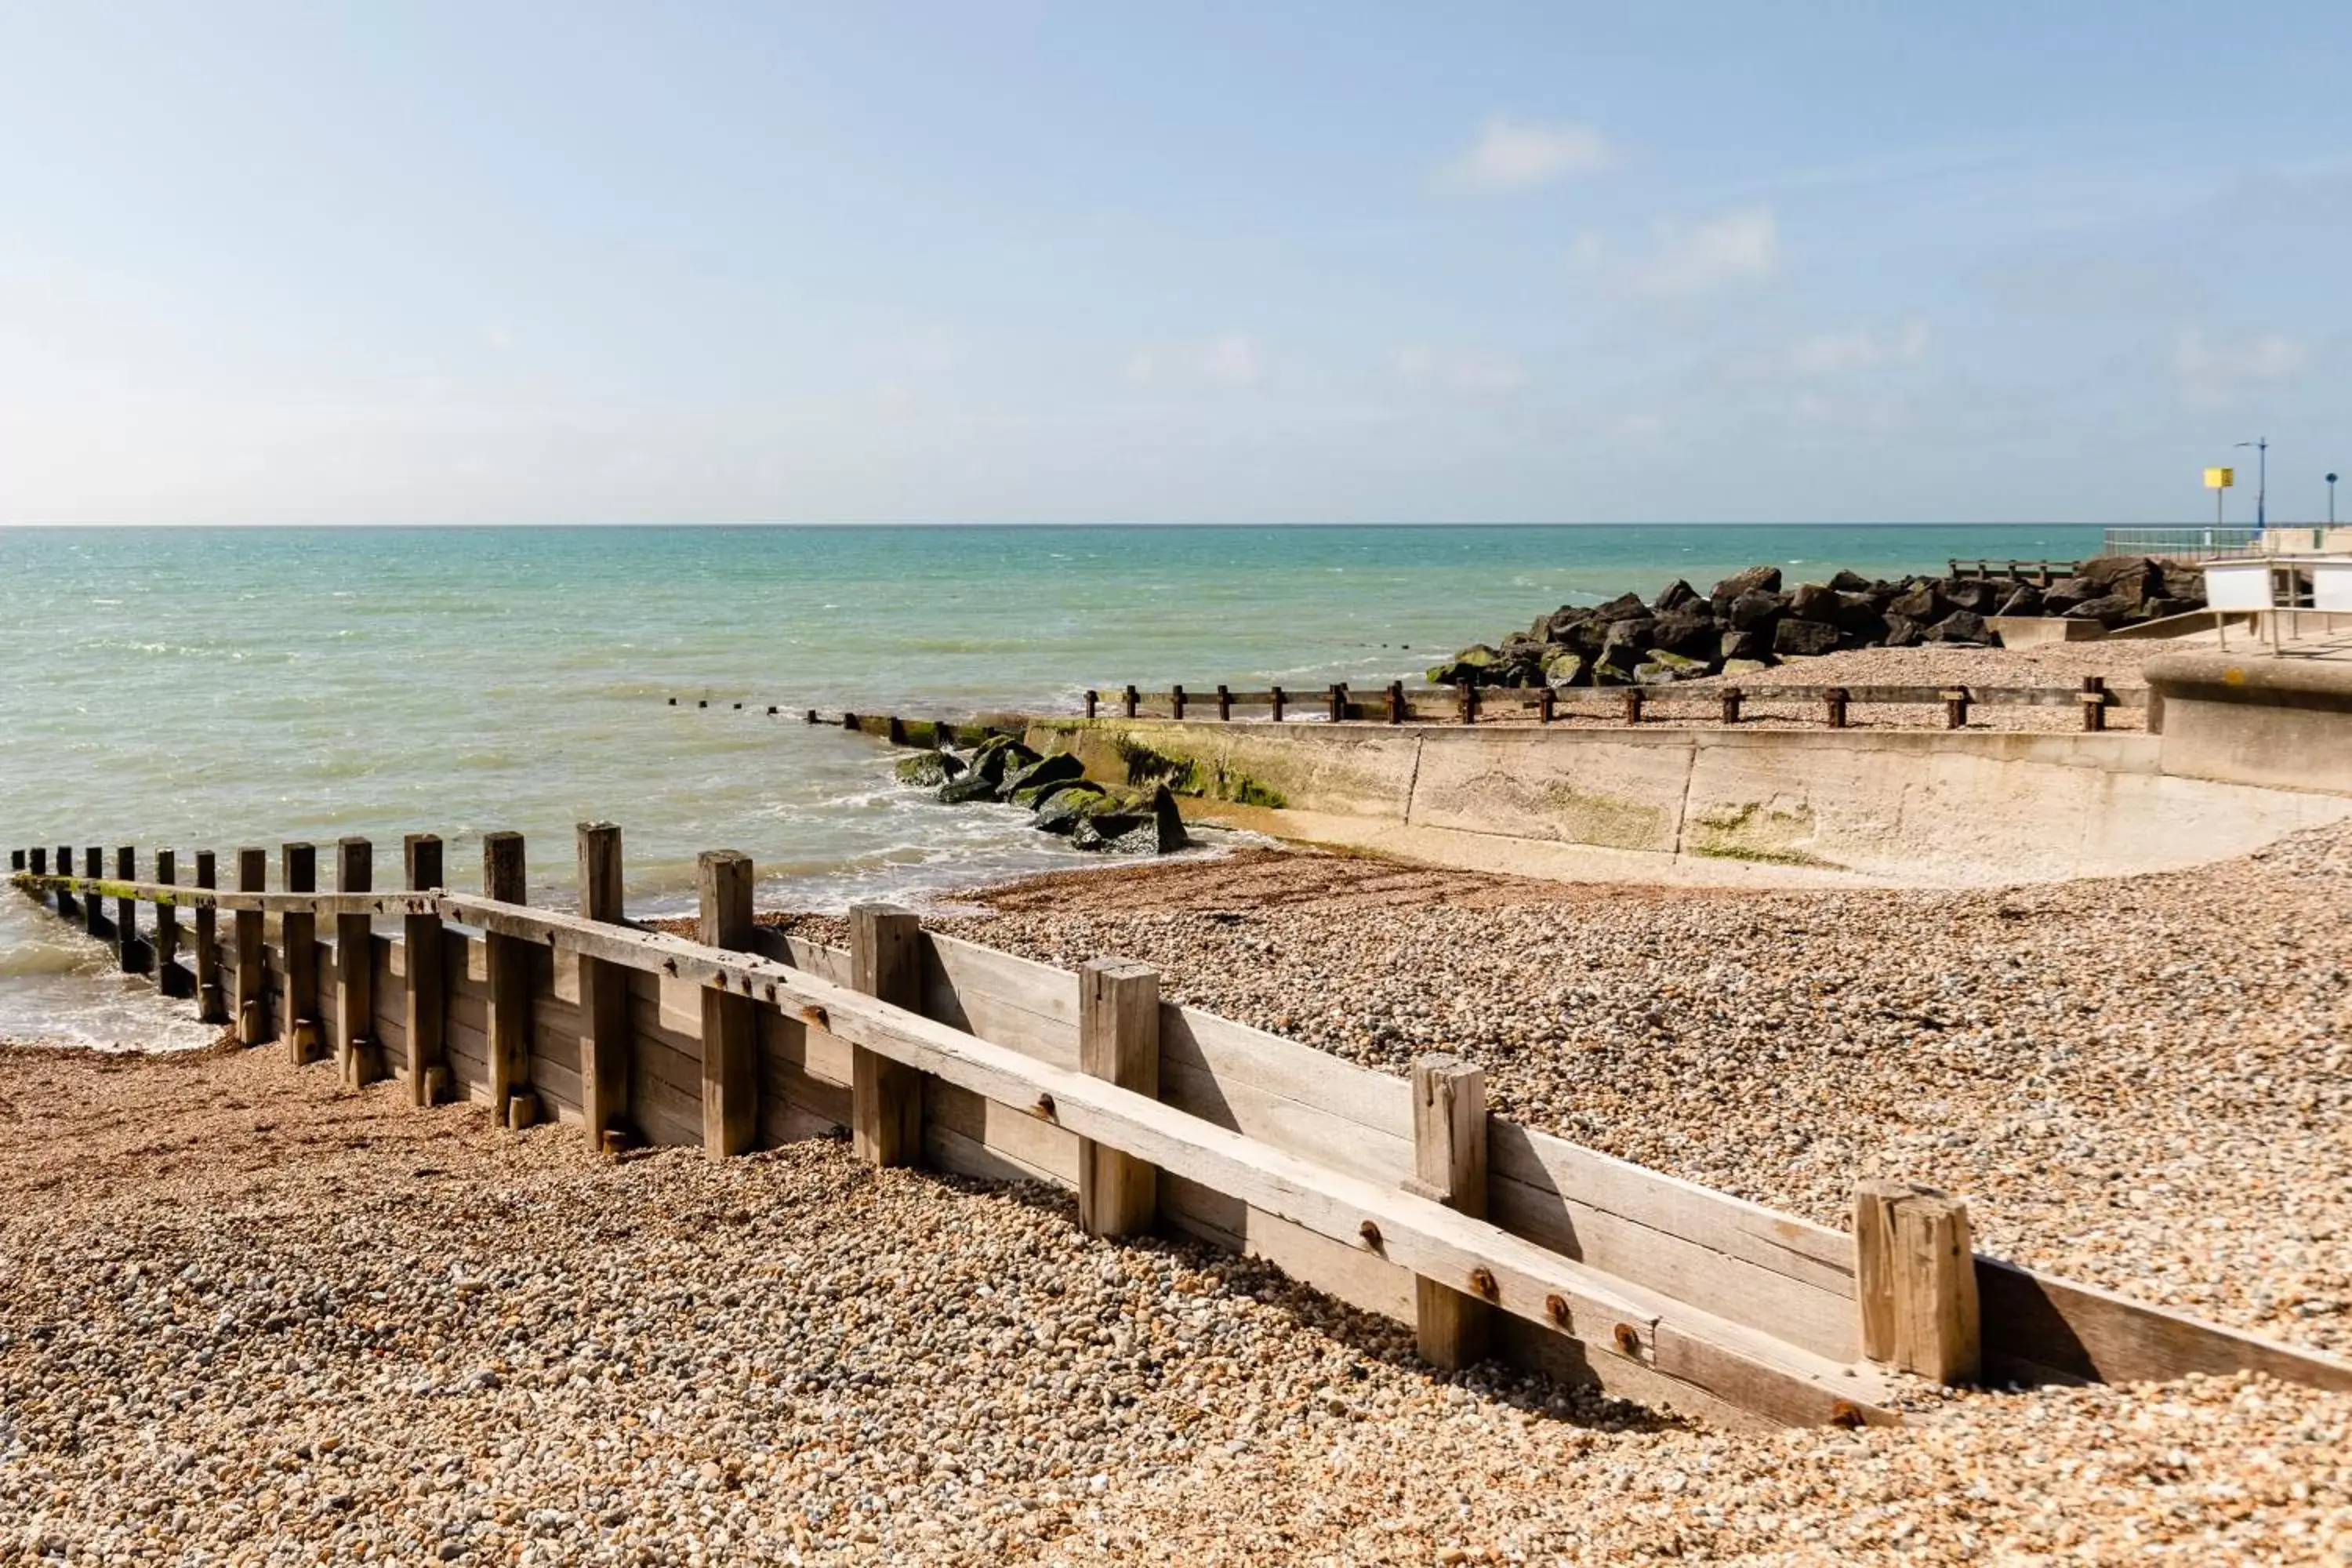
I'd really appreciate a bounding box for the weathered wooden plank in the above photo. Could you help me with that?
[1856,1181,1980,1385]
[1160,1175,1416,1323]
[1078,958,1160,1238]
[333,839,379,1087]
[1976,1258,2352,1390]
[697,851,758,1158]
[194,851,227,1024]
[234,848,267,1047]
[280,843,321,1064]
[1410,1055,1490,1370]
[403,836,446,1105]
[851,905,924,1167]
[926,1079,1080,1185]
[481,831,533,1119]
[575,822,632,1146]
[920,932,1080,1069]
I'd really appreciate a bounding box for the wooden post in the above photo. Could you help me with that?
[576,822,633,1149]
[1217,684,1232,721]
[1083,690,1098,720]
[234,847,266,1047]
[403,834,446,1105]
[841,711,859,731]
[1408,1055,1490,1370]
[887,716,908,745]
[850,902,924,1167]
[804,708,818,724]
[1077,958,1160,1238]
[27,846,45,887]
[335,838,378,1087]
[1388,681,1407,724]
[85,846,111,939]
[154,850,191,998]
[1537,685,1556,724]
[1327,684,1345,724]
[481,831,533,1121]
[1943,688,1969,730]
[1721,686,1743,725]
[194,851,227,1024]
[114,846,146,973]
[1853,1179,1981,1385]
[1122,684,1139,720]
[1824,688,1849,729]
[2082,675,2107,733]
[280,842,320,1063]
[53,846,76,920]
[698,851,758,1158]
[1270,685,1286,723]
[1621,688,1643,726]
[1457,681,1475,725]
[7,849,19,873]
[1170,684,1186,721]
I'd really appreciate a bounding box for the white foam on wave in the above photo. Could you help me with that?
[0,899,218,1052]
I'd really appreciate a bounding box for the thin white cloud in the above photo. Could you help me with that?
[1633,208,1779,296]
[2173,328,2309,411]
[1123,350,1159,385]
[1787,317,1929,377]
[1394,344,1527,394]
[1444,116,1615,193]
[1199,332,1262,386]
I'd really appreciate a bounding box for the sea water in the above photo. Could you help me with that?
[0,523,2099,1044]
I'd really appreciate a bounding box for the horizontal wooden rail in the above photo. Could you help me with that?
[13,875,438,917]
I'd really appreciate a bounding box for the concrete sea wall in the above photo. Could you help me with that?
[1025,719,2351,887]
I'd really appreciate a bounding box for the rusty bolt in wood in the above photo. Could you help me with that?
[1544,1294,1570,1328]
[1612,1322,1642,1358]
[1468,1266,1500,1301]
[799,1004,829,1030]
[1033,1092,1056,1119]
[1358,1219,1382,1249]
[1831,1399,1865,1428]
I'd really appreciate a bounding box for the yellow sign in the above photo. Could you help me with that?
[2205,466,2235,489]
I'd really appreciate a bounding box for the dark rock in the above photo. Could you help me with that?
[2064,594,2133,624]
[1710,564,1782,602]
[1889,582,1946,621]
[1882,614,1923,648]
[2160,564,2209,601]
[1726,590,1786,631]
[1653,579,1700,613]
[969,735,1040,784]
[1592,592,1653,623]
[938,772,1006,804]
[1599,617,1657,667]
[1832,592,1890,636]
[1011,776,1090,811]
[1067,785,1188,854]
[894,751,964,787]
[1785,582,1839,622]
[1648,605,1719,659]
[1000,751,1084,797]
[1828,569,1874,593]
[1719,629,1769,663]
[2041,576,2102,613]
[1632,651,1709,684]
[1926,609,1990,644]
[1995,584,2045,617]
[1425,644,1504,684]
[1540,647,1588,686]
[1772,618,1841,657]
[1540,605,1595,641]
[1944,579,1996,614]
[2142,596,2202,620]
[1029,782,1109,833]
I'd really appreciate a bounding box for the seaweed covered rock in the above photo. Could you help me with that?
[894,750,967,788]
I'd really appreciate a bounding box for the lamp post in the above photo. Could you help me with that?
[2236,437,2269,532]
[2329,473,2339,528]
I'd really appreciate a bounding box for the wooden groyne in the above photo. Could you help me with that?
[13,833,2350,1428]
[673,680,2134,735]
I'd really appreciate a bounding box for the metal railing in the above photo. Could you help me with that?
[2100,526,2264,561]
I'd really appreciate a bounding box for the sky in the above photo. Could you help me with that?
[2,1,2348,526]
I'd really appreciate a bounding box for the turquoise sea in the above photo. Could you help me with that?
[0,524,2100,1044]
